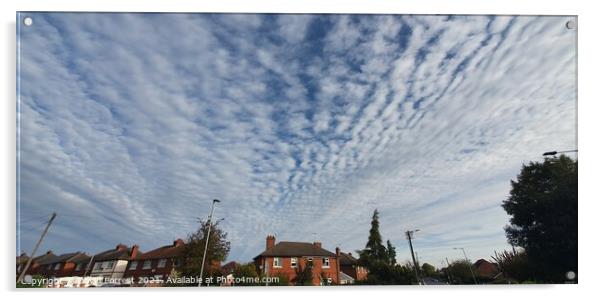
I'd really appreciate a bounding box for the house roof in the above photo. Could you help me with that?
[41,252,87,265]
[339,252,358,266]
[134,240,185,260]
[93,244,140,262]
[473,259,497,268]
[255,242,337,258]
[71,253,92,264]
[339,272,355,282]
[32,251,57,265]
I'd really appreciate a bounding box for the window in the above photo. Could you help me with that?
[106,261,114,269]
[322,258,330,268]
[157,259,167,268]
[273,257,282,268]
[75,263,82,271]
[173,259,181,268]
[128,261,138,270]
[291,257,297,268]
[143,260,152,270]
[93,262,101,270]
[54,263,61,270]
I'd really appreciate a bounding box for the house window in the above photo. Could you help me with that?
[273,257,282,268]
[93,262,101,270]
[143,260,152,270]
[157,259,167,268]
[129,261,138,270]
[75,263,82,271]
[291,257,297,268]
[54,263,62,270]
[173,259,181,268]
[106,261,114,269]
[322,258,330,268]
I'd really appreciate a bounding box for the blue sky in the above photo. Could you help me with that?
[17,13,576,267]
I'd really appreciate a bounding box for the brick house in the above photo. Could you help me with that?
[123,239,185,284]
[253,235,340,285]
[473,259,499,278]
[338,251,368,282]
[89,244,141,280]
[37,252,90,278]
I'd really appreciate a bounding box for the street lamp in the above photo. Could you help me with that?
[405,229,422,284]
[198,199,220,287]
[543,149,577,156]
[453,247,478,284]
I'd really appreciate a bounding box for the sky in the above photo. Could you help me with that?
[17,13,576,267]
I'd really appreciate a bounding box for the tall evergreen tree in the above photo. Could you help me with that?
[359,209,388,267]
[386,240,397,266]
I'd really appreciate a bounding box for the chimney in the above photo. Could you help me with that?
[130,245,140,259]
[266,235,276,250]
[116,243,128,251]
[46,250,53,255]
[174,239,185,246]
[313,241,322,248]
[336,247,340,256]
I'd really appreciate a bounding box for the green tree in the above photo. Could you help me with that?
[358,209,388,268]
[502,155,577,283]
[180,218,231,285]
[421,263,437,278]
[294,260,314,285]
[386,240,397,266]
[231,262,258,286]
[445,259,475,284]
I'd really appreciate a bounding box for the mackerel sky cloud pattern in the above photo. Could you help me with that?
[17,13,576,265]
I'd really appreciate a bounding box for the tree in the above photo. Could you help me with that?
[294,260,314,285]
[386,240,397,266]
[232,262,259,286]
[180,218,231,285]
[421,263,437,278]
[358,209,388,268]
[502,155,577,282]
[445,259,475,284]
[356,210,414,285]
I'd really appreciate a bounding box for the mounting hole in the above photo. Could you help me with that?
[23,17,33,26]
[565,20,576,30]
[566,271,576,280]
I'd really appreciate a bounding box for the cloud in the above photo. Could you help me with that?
[17,13,576,266]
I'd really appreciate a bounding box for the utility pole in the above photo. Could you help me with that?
[17,212,57,283]
[405,229,421,285]
[445,257,454,284]
[199,199,220,287]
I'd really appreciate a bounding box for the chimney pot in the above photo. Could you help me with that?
[313,242,322,248]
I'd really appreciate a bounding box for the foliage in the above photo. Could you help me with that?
[491,248,534,283]
[502,155,577,283]
[421,263,437,278]
[180,218,231,284]
[294,260,314,286]
[356,261,416,285]
[386,240,397,266]
[358,209,389,268]
[444,259,475,284]
[231,262,259,286]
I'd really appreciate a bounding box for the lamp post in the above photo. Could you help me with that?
[405,229,422,284]
[453,247,478,284]
[198,199,220,287]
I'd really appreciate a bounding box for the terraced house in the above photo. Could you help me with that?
[90,244,141,280]
[124,239,186,284]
